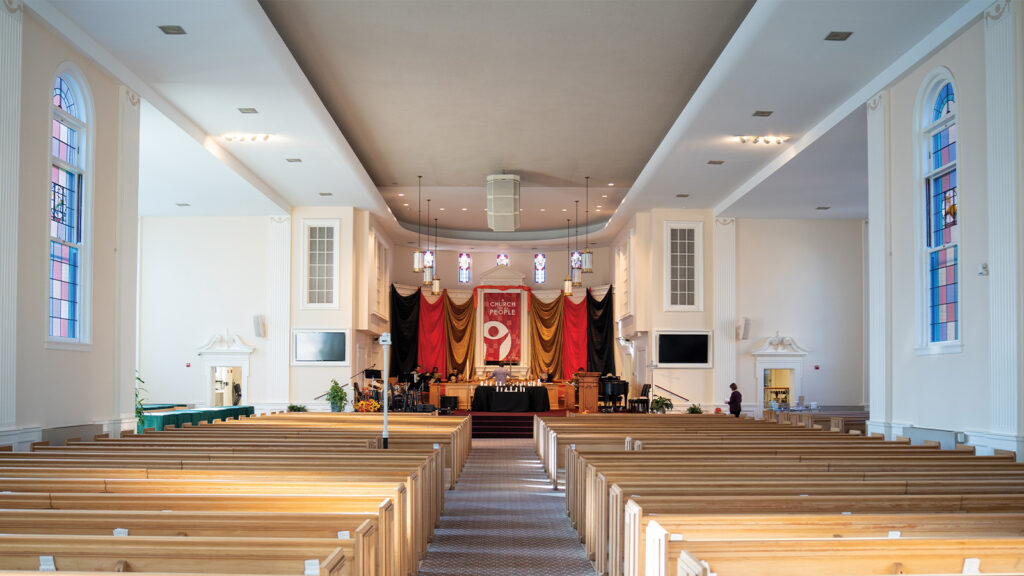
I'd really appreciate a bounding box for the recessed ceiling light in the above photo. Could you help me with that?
[752,110,773,117]
[158,25,186,35]
[607,183,615,187]
[596,209,601,212]
[285,158,302,163]
[825,31,853,41]
[676,194,690,198]
[223,133,273,143]
[596,205,603,208]
[707,160,725,165]
[439,207,445,211]
[238,107,259,114]
[540,208,546,212]
[319,192,333,197]
[562,208,567,212]
[397,193,404,197]
[461,207,468,211]
[816,206,831,210]
[403,203,409,206]
[602,194,608,198]
[175,202,190,207]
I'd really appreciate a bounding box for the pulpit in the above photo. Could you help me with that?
[577,372,600,413]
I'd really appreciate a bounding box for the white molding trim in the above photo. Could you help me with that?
[114,85,140,425]
[0,426,42,452]
[751,333,809,418]
[867,89,894,431]
[963,428,1024,460]
[984,0,1021,435]
[197,332,255,407]
[94,417,138,437]
[265,215,291,404]
[0,3,20,431]
[713,218,737,395]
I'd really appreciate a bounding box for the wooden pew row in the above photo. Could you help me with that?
[0,449,433,568]
[0,535,355,576]
[672,538,1024,576]
[0,493,394,576]
[644,512,1024,576]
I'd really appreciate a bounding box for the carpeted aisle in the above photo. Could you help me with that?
[417,438,596,576]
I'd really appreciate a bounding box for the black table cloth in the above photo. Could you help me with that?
[471,386,550,412]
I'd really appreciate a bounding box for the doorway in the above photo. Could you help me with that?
[211,366,242,407]
[763,368,794,409]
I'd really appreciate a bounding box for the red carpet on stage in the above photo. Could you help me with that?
[453,410,569,438]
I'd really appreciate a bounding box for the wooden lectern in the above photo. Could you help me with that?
[577,372,600,413]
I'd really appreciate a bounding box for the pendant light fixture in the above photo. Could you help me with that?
[413,176,424,272]
[572,200,582,287]
[582,176,593,274]
[431,217,442,295]
[422,199,433,285]
[563,218,573,296]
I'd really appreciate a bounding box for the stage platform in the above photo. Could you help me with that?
[453,410,570,438]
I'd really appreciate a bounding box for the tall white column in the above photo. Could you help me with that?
[984,0,1023,452]
[713,218,737,404]
[866,90,894,437]
[0,0,23,436]
[263,215,291,407]
[111,86,140,435]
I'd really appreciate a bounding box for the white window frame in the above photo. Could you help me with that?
[302,219,340,309]
[664,221,703,312]
[45,64,93,350]
[914,68,962,356]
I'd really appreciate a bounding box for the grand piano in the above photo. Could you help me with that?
[598,375,629,412]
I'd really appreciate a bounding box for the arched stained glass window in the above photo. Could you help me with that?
[496,254,510,267]
[534,253,546,284]
[922,80,959,344]
[458,252,471,284]
[49,73,88,340]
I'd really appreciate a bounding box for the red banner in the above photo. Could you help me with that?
[482,291,521,362]
[562,295,588,380]
[417,292,446,376]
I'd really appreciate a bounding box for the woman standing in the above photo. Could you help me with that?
[727,383,742,418]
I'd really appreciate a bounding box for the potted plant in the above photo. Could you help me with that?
[326,379,348,412]
[650,395,673,414]
[135,373,147,434]
[287,404,308,412]
[687,403,704,414]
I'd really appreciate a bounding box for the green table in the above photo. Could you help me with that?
[141,405,255,432]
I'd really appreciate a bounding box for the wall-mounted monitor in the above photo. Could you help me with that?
[293,329,348,365]
[656,331,712,368]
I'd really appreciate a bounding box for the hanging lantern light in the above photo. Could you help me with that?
[572,200,583,287]
[563,218,573,296]
[582,176,593,273]
[413,176,424,272]
[422,199,433,285]
[431,217,442,295]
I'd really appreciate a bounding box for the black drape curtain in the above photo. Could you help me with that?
[587,287,616,376]
[389,285,420,376]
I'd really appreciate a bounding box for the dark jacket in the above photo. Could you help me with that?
[727,390,742,414]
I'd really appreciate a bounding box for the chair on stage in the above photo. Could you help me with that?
[628,384,651,413]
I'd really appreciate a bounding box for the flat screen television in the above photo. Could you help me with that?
[656,331,712,368]
[293,330,348,365]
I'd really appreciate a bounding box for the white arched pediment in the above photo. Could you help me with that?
[478,265,525,286]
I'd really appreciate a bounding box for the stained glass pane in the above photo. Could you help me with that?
[929,246,958,342]
[496,254,510,267]
[53,76,79,119]
[932,82,955,122]
[928,168,958,248]
[51,119,79,166]
[534,253,546,284]
[458,252,471,284]
[423,250,434,269]
[50,165,81,243]
[930,123,957,170]
[571,250,582,270]
[48,241,79,339]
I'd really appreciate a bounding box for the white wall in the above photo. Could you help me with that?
[736,218,866,409]
[137,216,270,406]
[885,20,992,434]
[14,12,129,432]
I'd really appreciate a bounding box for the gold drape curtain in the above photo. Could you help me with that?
[528,293,563,379]
[444,292,476,380]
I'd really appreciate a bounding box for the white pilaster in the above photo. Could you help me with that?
[265,215,291,404]
[113,86,140,430]
[985,0,1023,444]
[866,90,895,437]
[713,218,737,398]
[0,0,23,436]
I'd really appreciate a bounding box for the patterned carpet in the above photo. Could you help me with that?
[417,438,596,576]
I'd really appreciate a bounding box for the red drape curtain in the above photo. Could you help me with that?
[417,292,447,374]
[562,295,588,380]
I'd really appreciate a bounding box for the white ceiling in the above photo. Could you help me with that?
[38,0,981,247]
[139,101,284,217]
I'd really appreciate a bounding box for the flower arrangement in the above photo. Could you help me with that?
[355,399,382,413]
[714,407,723,414]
